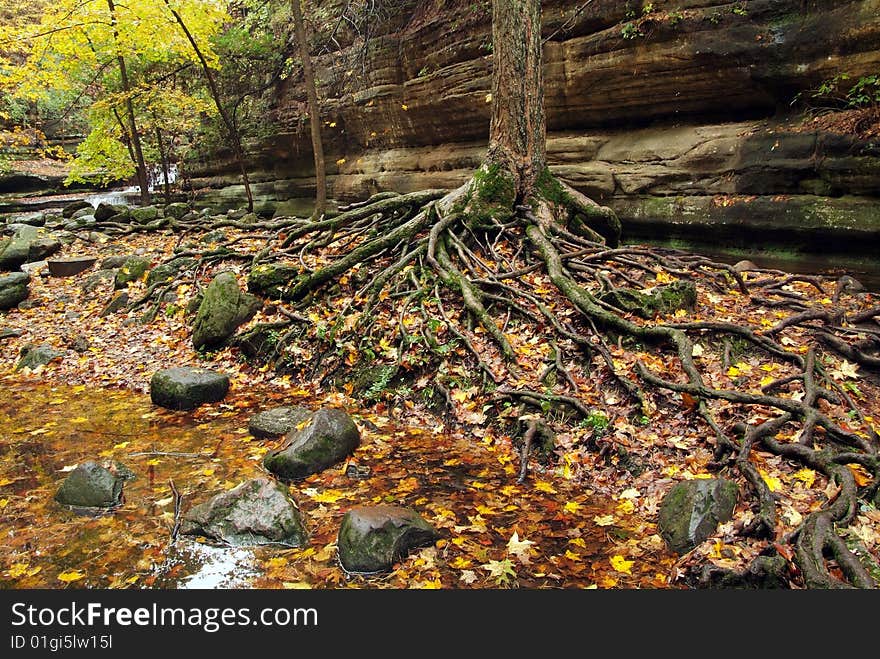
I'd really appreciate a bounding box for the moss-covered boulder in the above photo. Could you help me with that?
[129,206,160,224]
[263,408,360,480]
[658,478,739,554]
[180,478,307,547]
[16,344,65,371]
[146,257,197,287]
[337,505,441,573]
[0,225,39,270]
[0,271,29,310]
[163,202,191,219]
[248,405,313,439]
[247,262,299,299]
[192,271,261,350]
[113,256,151,289]
[54,460,134,510]
[149,366,230,410]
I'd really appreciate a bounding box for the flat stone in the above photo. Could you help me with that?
[248,406,313,439]
[47,256,98,277]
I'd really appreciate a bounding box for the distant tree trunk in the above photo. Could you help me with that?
[107,0,150,205]
[291,0,327,219]
[161,0,254,211]
[155,125,172,205]
[487,0,545,202]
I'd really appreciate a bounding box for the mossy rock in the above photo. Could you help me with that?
[263,408,360,480]
[337,505,441,573]
[192,271,262,350]
[54,460,133,510]
[129,206,160,224]
[248,406,313,439]
[247,262,300,299]
[149,366,230,410]
[0,271,29,310]
[180,478,307,547]
[146,257,197,287]
[113,256,151,289]
[163,202,191,219]
[658,478,739,554]
[16,344,65,371]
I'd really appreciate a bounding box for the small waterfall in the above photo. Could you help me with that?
[83,164,179,207]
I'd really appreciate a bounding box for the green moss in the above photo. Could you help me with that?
[535,167,570,207]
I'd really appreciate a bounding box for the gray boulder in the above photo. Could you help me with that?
[180,478,307,547]
[658,478,739,554]
[191,271,261,350]
[93,202,126,221]
[150,366,230,410]
[248,405,313,439]
[0,225,38,270]
[99,255,133,270]
[62,200,94,218]
[28,237,62,261]
[16,344,65,371]
[0,271,29,309]
[113,256,151,289]
[337,505,441,573]
[55,460,133,510]
[263,408,360,480]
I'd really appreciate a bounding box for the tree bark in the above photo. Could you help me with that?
[487,0,546,201]
[107,0,150,205]
[161,0,254,211]
[291,0,327,219]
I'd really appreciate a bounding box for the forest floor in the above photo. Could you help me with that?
[1,217,878,590]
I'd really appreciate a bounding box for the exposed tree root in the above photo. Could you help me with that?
[106,171,880,589]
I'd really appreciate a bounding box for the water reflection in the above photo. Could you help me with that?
[155,540,258,590]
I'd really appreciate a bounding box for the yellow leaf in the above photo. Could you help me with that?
[401,104,408,111]
[0,498,8,508]
[616,499,635,515]
[202,468,215,477]
[0,477,15,487]
[113,441,129,450]
[654,270,673,284]
[311,489,346,503]
[450,556,472,569]
[847,464,872,487]
[58,570,85,583]
[610,555,634,574]
[265,557,287,569]
[563,549,581,562]
[563,501,581,514]
[759,468,782,492]
[282,582,312,589]
[727,366,741,377]
[568,537,586,548]
[793,468,816,488]
[593,514,616,526]
[485,93,493,103]
[8,563,30,578]
[534,480,556,494]
[620,488,640,499]
[71,416,89,423]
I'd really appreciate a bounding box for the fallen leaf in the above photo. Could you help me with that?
[610,555,634,575]
[57,570,85,583]
[507,532,535,563]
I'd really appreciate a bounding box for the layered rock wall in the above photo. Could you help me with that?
[187,0,880,253]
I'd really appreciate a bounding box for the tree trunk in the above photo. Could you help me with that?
[107,0,150,205]
[155,125,172,206]
[487,0,546,201]
[291,0,327,219]
[161,0,254,212]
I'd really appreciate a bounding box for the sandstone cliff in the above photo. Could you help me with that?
[186,0,880,257]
